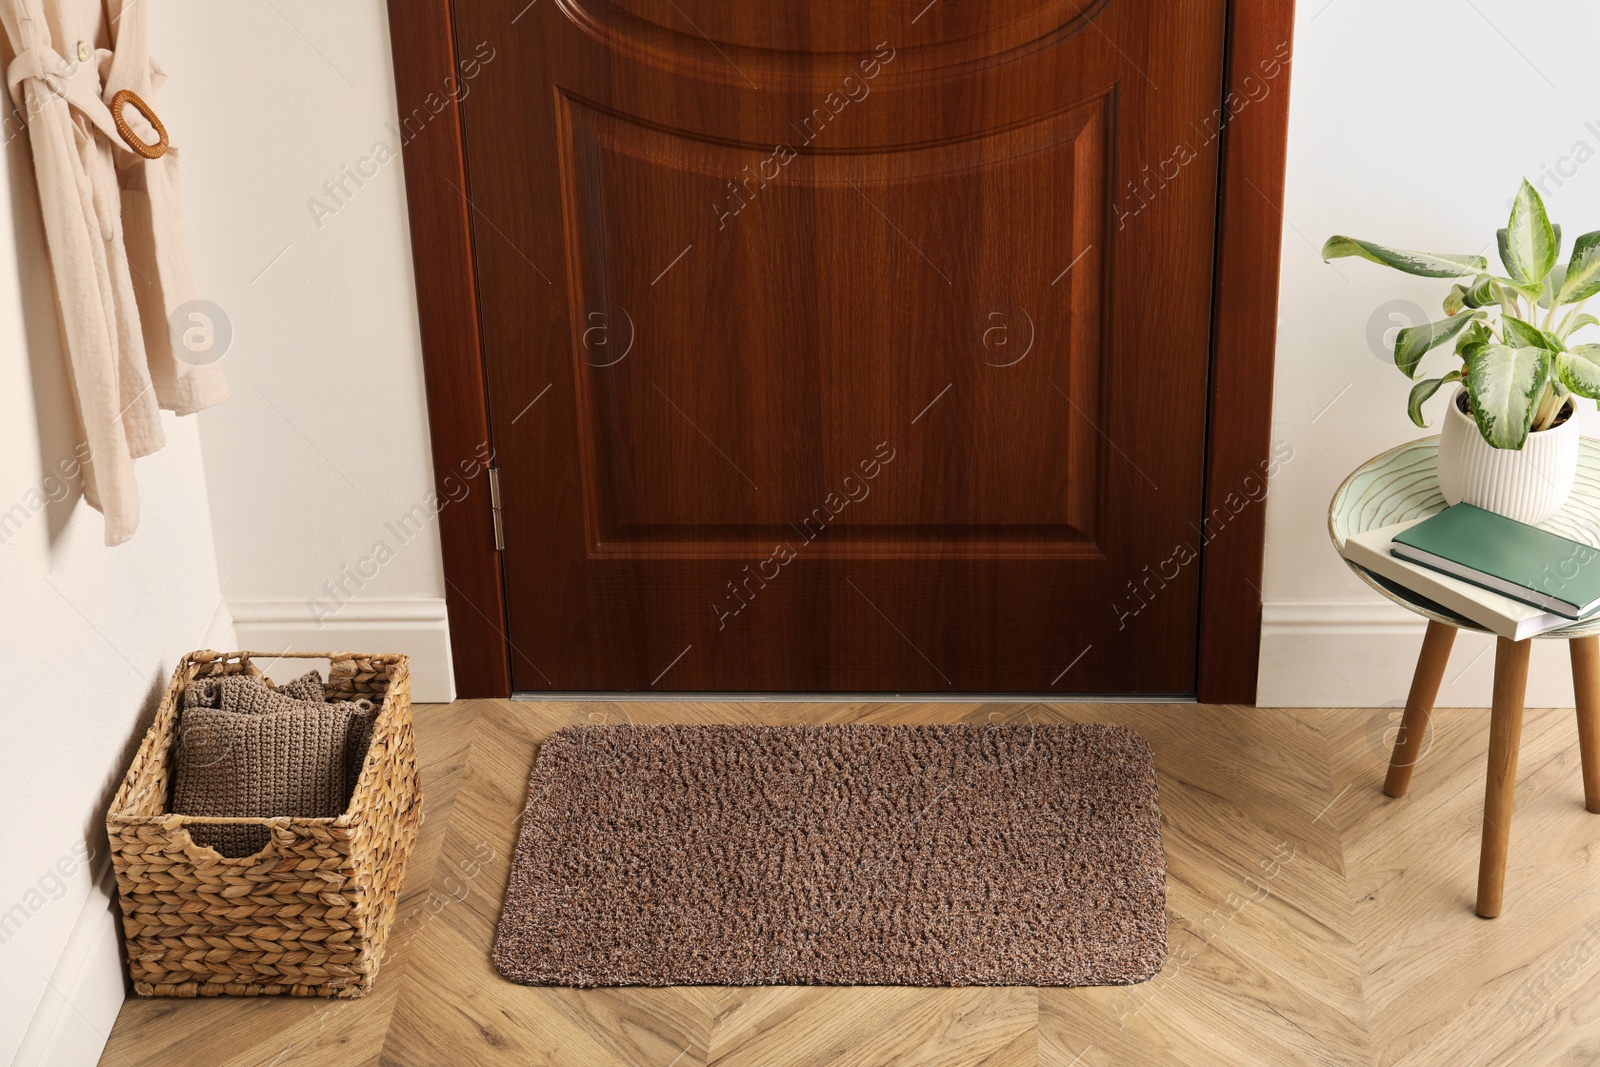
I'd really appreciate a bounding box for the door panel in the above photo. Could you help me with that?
[454,0,1227,692]
[559,93,1105,556]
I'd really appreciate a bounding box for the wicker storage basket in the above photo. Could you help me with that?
[106,649,423,997]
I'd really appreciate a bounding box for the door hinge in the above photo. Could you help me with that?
[487,466,505,551]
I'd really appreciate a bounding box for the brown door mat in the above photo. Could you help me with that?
[494,722,1166,987]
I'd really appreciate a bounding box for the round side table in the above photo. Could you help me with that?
[1331,436,1600,918]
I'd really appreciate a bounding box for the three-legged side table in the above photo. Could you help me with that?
[1331,437,1600,917]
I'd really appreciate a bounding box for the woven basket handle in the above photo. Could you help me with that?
[187,649,266,680]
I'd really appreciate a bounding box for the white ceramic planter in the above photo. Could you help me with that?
[1437,387,1579,525]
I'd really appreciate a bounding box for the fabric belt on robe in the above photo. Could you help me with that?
[7,41,130,155]
[3,0,228,546]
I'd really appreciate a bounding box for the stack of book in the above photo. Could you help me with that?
[1341,503,1600,639]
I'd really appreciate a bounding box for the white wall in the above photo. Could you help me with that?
[1260,0,1600,707]
[3,4,447,1056]
[0,4,450,1057]
[150,1,455,701]
[0,113,233,1065]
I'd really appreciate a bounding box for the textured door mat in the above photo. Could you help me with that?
[493,722,1166,987]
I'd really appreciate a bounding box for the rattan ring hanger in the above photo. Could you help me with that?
[109,89,167,159]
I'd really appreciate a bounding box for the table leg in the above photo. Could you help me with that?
[1570,636,1600,814]
[1384,619,1457,798]
[1477,636,1532,919]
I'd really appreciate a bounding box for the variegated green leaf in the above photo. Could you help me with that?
[1502,315,1543,347]
[1462,275,1497,308]
[1500,180,1560,285]
[1456,320,1491,356]
[1541,265,1567,308]
[1321,236,1487,278]
[1488,274,1547,304]
[1563,313,1600,339]
[1501,315,1564,352]
[1557,344,1600,399]
[1407,371,1462,427]
[1394,312,1484,378]
[1444,284,1467,316]
[1465,344,1551,449]
[1559,230,1600,304]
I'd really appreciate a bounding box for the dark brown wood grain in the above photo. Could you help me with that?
[1196,0,1298,705]
[385,0,510,697]
[384,0,1296,700]
[450,0,1227,693]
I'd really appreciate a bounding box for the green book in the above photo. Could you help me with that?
[1391,504,1600,620]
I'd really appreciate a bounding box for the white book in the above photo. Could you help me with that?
[1342,518,1577,641]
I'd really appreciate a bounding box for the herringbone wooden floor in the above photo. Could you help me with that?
[98,698,1600,1066]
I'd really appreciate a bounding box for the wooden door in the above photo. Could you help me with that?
[453,0,1228,693]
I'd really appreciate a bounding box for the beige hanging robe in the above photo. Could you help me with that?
[3,0,227,546]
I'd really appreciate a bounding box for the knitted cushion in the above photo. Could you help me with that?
[183,670,324,711]
[347,712,376,786]
[285,670,325,701]
[171,702,369,857]
[207,687,378,785]
[285,669,324,701]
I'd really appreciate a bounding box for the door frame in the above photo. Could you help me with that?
[385,0,1297,702]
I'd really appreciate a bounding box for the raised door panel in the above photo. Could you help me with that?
[558,94,1107,558]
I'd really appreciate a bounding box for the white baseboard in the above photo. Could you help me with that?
[229,597,456,703]
[1258,600,1579,708]
[10,867,125,1067]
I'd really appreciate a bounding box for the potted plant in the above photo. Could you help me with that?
[1324,180,1600,524]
